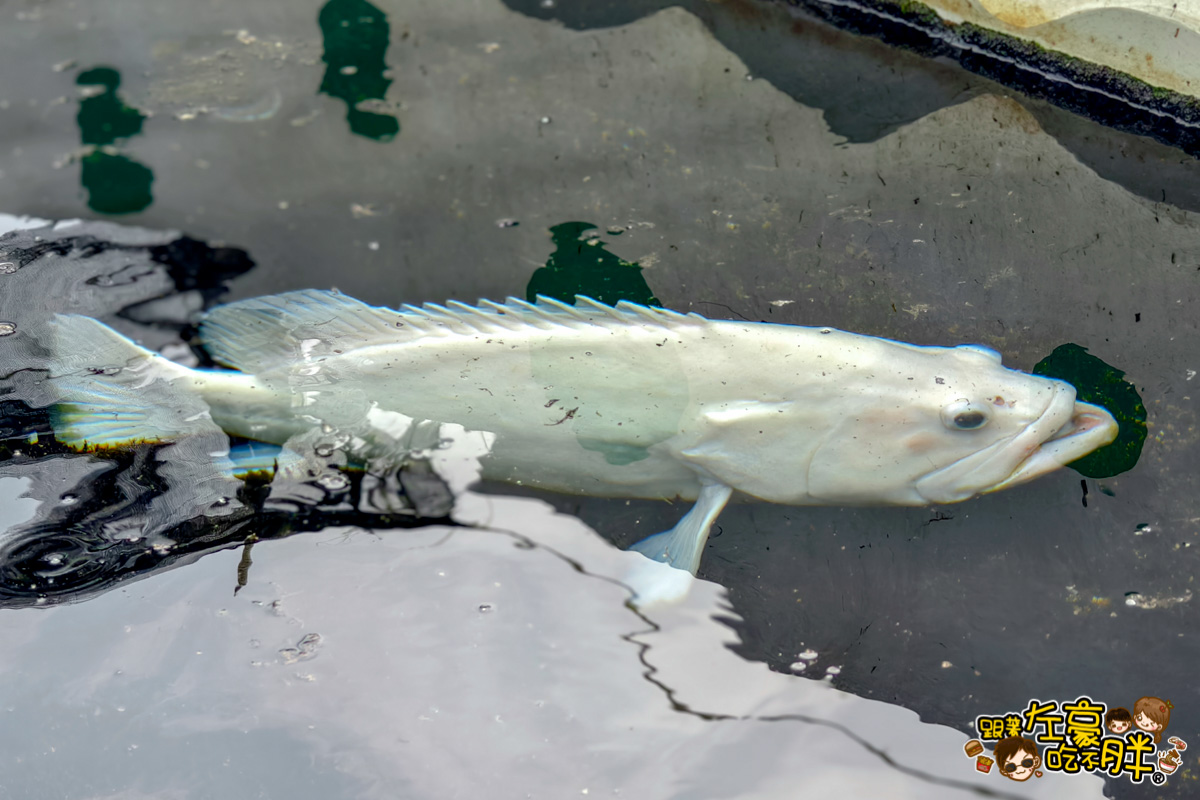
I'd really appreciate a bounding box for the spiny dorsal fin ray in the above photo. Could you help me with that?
[199,290,403,371]
[199,290,706,372]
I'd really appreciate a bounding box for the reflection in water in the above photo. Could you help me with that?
[75,67,153,214]
[502,0,1200,157]
[526,221,660,307]
[0,221,250,605]
[0,438,452,608]
[318,0,400,141]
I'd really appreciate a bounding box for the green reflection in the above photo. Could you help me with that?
[76,67,153,214]
[318,0,400,141]
[526,221,660,307]
[1033,343,1146,478]
[79,152,154,215]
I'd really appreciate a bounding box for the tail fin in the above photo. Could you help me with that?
[46,315,197,449]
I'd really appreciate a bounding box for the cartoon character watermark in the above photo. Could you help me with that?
[1133,696,1171,743]
[967,696,1186,785]
[995,736,1043,781]
[1105,707,1132,735]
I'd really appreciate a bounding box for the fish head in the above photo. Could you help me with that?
[805,342,1118,505]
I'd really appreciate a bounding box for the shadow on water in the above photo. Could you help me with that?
[318,0,400,141]
[0,221,446,607]
[75,67,154,215]
[502,0,1200,213]
[0,434,453,608]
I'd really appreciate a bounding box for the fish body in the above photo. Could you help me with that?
[44,290,1119,586]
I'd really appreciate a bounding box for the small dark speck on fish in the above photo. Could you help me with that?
[546,407,579,426]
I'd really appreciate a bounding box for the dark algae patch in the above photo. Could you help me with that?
[78,153,154,215]
[76,67,145,146]
[318,0,400,141]
[1033,343,1146,478]
[526,221,660,307]
[75,67,153,214]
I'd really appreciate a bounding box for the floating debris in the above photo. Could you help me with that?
[1125,590,1193,610]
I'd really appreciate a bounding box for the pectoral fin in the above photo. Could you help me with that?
[626,481,733,606]
[629,481,733,574]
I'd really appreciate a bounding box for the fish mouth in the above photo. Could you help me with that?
[984,401,1118,493]
[915,383,1118,504]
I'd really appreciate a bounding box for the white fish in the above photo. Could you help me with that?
[44,290,1118,591]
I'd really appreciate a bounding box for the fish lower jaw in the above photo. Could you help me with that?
[985,402,1118,493]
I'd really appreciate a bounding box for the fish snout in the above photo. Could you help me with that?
[984,399,1118,493]
[914,382,1117,504]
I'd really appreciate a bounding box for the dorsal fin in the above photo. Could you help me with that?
[198,290,403,371]
[199,290,707,372]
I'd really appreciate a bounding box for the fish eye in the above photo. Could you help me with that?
[941,399,989,431]
[954,411,987,429]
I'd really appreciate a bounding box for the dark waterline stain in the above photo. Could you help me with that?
[318,0,400,141]
[75,66,154,214]
[526,221,660,307]
[1033,343,1147,479]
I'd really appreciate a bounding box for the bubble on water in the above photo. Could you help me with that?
[0,322,16,336]
[314,443,336,457]
[42,553,65,566]
[280,632,322,664]
[60,494,78,506]
[539,115,552,125]
[0,262,17,274]
[317,473,349,491]
[340,65,358,76]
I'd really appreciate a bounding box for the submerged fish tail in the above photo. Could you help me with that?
[45,315,199,450]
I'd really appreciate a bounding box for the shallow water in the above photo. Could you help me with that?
[1,0,1198,797]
